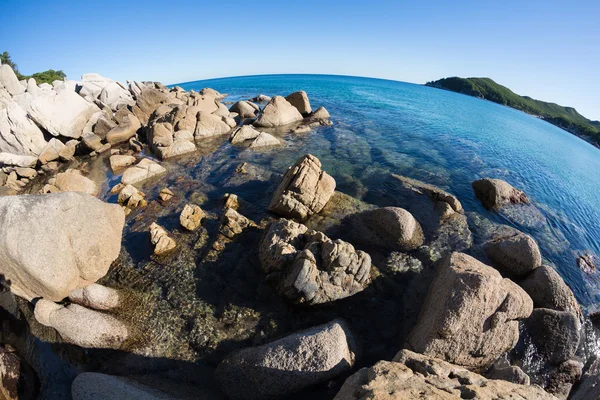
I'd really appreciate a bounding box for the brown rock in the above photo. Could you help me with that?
[179,204,206,231]
[472,178,529,209]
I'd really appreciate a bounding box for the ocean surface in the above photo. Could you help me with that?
[174,74,600,309]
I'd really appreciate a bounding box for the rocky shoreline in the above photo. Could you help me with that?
[1,62,599,399]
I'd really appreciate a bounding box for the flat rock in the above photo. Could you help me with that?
[110,155,136,171]
[121,158,166,185]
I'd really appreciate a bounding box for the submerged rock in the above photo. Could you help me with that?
[248,132,280,148]
[54,170,98,196]
[269,154,336,220]
[259,219,371,305]
[254,96,303,128]
[472,178,529,209]
[109,154,136,171]
[333,350,556,400]
[406,252,533,369]
[216,319,355,400]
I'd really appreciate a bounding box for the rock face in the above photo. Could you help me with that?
[349,207,424,251]
[121,158,166,185]
[472,178,530,209]
[259,219,371,305]
[406,252,533,369]
[149,223,176,255]
[254,96,303,127]
[179,204,206,231]
[34,299,128,349]
[333,350,557,400]
[285,91,312,115]
[0,96,47,156]
[72,372,177,400]
[519,266,580,317]
[216,319,355,400]
[484,231,542,277]
[0,192,124,301]
[524,308,580,365]
[269,154,336,220]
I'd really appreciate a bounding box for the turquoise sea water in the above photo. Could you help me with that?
[176,74,600,309]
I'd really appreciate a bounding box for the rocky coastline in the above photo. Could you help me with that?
[1,62,599,399]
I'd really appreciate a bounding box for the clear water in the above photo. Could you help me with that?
[175,74,600,309]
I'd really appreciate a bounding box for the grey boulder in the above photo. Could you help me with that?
[519,265,581,317]
[524,308,581,365]
[349,207,424,251]
[472,178,529,209]
[484,231,542,277]
[254,96,303,128]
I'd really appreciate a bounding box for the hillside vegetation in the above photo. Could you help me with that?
[1,51,66,85]
[426,77,600,145]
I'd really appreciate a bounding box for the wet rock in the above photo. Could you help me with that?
[158,187,174,203]
[524,308,580,365]
[484,231,542,277]
[576,251,598,274]
[248,132,280,148]
[54,170,98,196]
[155,137,196,159]
[383,252,423,275]
[254,96,303,128]
[259,219,371,305]
[391,173,463,214]
[571,372,600,400]
[285,91,312,115]
[334,350,556,400]
[406,252,533,369]
[229,100,259,118]
[129,137,143,153]
[310,106,331,121]
[216,319,355,400]
[69,283,120,311]
[544,359,583,400]
[349,207,424,251]
[109,154,136,171]
[230,125,261,144]
[0,192,124,301]
[117,184,146,208]
[121,158,166,185]
[472,178,529,209]
[194,112,231,138]
[269,154,336,220]
[149,222,176,255]
[34,299,128,349]
[72,372,178,400]
[180,204,206,231]
[519,265,581,317]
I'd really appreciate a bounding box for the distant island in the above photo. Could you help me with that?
[426,77,600,146]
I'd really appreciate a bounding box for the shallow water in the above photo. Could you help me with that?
[175,74,600,309]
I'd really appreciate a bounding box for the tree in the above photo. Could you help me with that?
[1,51,66,83]
[0,51,26,80]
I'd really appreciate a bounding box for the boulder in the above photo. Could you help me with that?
[524,308,580,365]
[219,208,254,239]
[0,64,25,96]
[216,319,355,400]
[54,170,98,196]
[213,102,229,117]
[252,94,271,103]
[27,90,100,138]
[0,152,37,167]
[121,158,166,185]
[38,137,66,164]
[472,178,529,209]
[154,138,196,159]
[72,372,178,400]
[487,365,531,385]
[149,223,176,255]
[93,115,117,138]
[259,219,371,305]
[406,252,533,369]
[105,113,141,145]
[0,97,47,156]
[333,350,556,400]
[248,132,281,148]
[229,100,259,118]
[98,81,134,111]
[58,139,78,161]
[117,184,146,208]
[194,112,232,138]
[544,360,583,400]
[269,154,336,220]
[349,207,424,251]
[254,96,303,127]
[311,106,330,121]
[14,167,37,179]
[81,133,103,152]
[109,155,136,171]
[68,283,120,311]
[484,231,542,277]
[0,192,124,301]
[199,87,225,99]
[285,91,312,115]
[148,122,174,149]
[391,173,463,214]
[230,125,261,144]
[131,88,170,125]
[158,188,174,203]
[519,265,581,317]
[34,299,128,349]
[180,204,206,231]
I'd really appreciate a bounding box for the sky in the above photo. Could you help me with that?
[1,0,598,120]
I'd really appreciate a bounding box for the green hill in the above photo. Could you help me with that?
[425,77,600,145]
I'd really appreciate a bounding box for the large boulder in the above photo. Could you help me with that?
[105,112,141,145]
[349,207,424,251]
[269,154,336,220]
[132,88,171,125]
[254,96,303,128]
[0,152,37,167]
[333,350,557,400]
[406,252,533,369]
[472,178,529,209]
[194,112,232,138]
[259,219,371,305]
[98,81,134,111]
[0,64,25,96]
[519,265,581,317]
[216,319,355,400]
[523,308,580,365]
[69,283,120,311]
[0,97,47,156]
[0,192,125,301]
[229,100,259,118]
[285,91,312,115]
[484,231,542,277]
[230,125,261,144]
[27,90,100,138]
[121,158,166,185]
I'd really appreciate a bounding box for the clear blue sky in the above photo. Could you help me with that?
[1,0,598,119]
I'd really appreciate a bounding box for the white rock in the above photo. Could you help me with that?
[121,158,166,185]
[249,132,281,148]
[0,65,25,96]
[0,98,47,156]
[0,152,37,167]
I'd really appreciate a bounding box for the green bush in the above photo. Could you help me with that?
[1,51,67,84]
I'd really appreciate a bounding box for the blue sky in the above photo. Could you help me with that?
[1,0,598,119]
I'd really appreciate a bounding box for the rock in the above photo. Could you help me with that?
[576,252,598,274]
[487,364,531,385]
[81,133,103,152]
[199,87,226,99]
[58,139,78,161]
[69,283,120,311]
[148,122,174,148]
[349,207,424,251]
[0,152,37,167]
[98,81,134,111]
[105,112,141,145]
[14,167,37,179]
[149,222,176,255]
[212,102,229,118]
[259,219,371,305]
[180,204,206,231]
[93,115,117,138]
[158,188,174,203]
[230,125,261,144]
[117,184,146,208]
[269,154,336,220]
[0,192,124,301]
[544,360,583,400]
[571,372,600,400]
[55,170,98,196]
[121,158,166,185]
[72,372,178,400]
[129,137,143,153]
[285,91,312,115]
[0,96,47,156]
[194,112,232,138]
[223,193,239,210]
[406,252,533,369]
[248,132,281,148]
[154,138,196,159]
[0,64,25,96]
[38,138,66,164]
[484,231,542,277]
[216,319,355,400]
[0,346,21,400]
[171,105,200,132]
[252,94,271,103]
[27,90,100,138]
[254,96,303,127]
[391,173,463,214]
[519,265,581,317]
[109,155,136,171]
[472,178,530,209]
[132,88,171,125]
[229,100,259,118]
[219,208,254,239]
[311,106,331,120]
[524,308,580,365]
[34,299,128,349]
[334,350,557,400]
